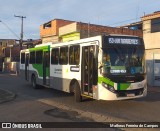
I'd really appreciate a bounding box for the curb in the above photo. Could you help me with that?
[0,88,16,104]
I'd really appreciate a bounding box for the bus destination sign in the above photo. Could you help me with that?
[108,37,139,45]
[104,35,142,45]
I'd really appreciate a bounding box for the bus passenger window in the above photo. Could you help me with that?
[75,47,80,65]
[59,47,68,65]
[51,48,59,64]
[21,53,25,64]
[36,50,42,64]
[29,51,35,64]
[69,45,80,65]
[69,47,74,64]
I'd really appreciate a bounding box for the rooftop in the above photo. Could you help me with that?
[141,11,160,21]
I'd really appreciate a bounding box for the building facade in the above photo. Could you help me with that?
[0,39,17,71]
[59,22,142,42]
[40,19,143,43]
[0,39,20,72]
[141,11,160,86]
[40,19,74,43]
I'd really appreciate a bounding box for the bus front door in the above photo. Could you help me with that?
[82,45,98,97]
[43,51,50,86]
[25,53,29,81]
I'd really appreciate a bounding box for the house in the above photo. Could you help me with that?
[40,19,74,43]
[141,11,160,86]
[40,19,143,43]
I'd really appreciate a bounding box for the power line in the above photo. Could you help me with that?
[0,20,20,39]
[109,18,140,26]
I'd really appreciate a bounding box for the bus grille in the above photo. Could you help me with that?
[116,88,144,97]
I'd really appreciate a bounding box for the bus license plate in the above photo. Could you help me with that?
[127,93,135,97]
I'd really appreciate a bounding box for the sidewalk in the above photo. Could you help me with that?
[0,88,16,104]
[148,86,160,93]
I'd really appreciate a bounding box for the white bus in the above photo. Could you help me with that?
[20,35,147,102]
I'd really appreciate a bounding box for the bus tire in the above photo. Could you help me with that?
[74,82,82,102]
[31,75,38,89]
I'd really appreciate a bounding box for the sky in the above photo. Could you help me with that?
[0,0,160,40]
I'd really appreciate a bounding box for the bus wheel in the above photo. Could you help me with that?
[31,75,38,89]
[74,82,82,102]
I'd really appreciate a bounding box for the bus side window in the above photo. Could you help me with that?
[21,53,25,64]
[36,50,42,64]
[29,51,35,64]
[69,46,74,64]
[75,46,80,65]
[59,47,68,65]
[51,48,59,64]
[69,45,80,65]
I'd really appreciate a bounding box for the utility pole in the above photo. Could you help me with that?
[14,15,26,50]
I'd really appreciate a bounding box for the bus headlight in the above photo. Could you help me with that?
[102,82,107,88]
[102,82,115,93]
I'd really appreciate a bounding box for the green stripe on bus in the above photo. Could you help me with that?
[117,83,130,90]
[33,64,43,77]
[32,64,49,77]
[98,76,114,87]
[29,45,50,51]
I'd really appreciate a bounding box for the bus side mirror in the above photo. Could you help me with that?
[99,64,104,74]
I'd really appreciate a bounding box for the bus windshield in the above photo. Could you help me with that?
[102,45,144,75]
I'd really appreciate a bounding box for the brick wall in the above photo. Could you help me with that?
[77,22,142,37]
[40,19,74,38]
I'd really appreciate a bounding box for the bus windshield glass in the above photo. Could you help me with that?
[102,45,144,75]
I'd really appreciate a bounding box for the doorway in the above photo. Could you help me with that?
[43,51,50,86]
[154,54,160,86]
[81,45,98,96]
[25,53,29,81]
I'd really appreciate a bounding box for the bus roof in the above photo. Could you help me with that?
[50,35,102,48]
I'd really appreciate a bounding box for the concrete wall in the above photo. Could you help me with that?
[145,49,160,86]
[61,32,80,42]
[42,36,60,43]
[143,18,160,86]
[143,20,160,49]
[59,22,78,36]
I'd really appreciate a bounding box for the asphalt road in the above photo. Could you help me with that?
[0,73,160,124]
[0,73,118,130]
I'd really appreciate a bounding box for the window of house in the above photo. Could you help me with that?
[44,21,51,29]
[21,53,25,64]
[2,48,5,54]
[51,48,59,64]
[59,47,68,65]
[69,45,80,65]
[29,51,35,64]
[36,50,43,64]
[151,18,160,33]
